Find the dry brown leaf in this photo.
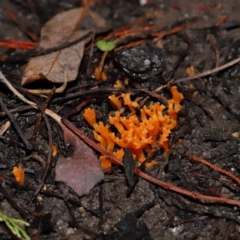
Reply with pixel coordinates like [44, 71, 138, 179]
[55, 126, 104, 196]
[21, 7, 107, 85]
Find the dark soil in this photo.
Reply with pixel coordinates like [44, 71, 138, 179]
[0, 0, 240, 239]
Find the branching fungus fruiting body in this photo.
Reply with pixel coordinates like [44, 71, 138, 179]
[83, 86, 183, 169]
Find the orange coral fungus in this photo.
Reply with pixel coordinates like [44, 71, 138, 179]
[113, 80, 124, 88]
[52, 144, 58, 157]
[122, 93, 139, 111]
[83, 86, 183, 169]
[109, 92, 138, 111]
[109, 94, 123, 110]
[94, 68, 107, 81]
[83, 108, 96, 126]
[100, 149, 124, 169]
[12, 166, 25, 185]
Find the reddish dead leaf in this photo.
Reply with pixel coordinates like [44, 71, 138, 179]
[22, 7, 107, 85]
[55, 125, 104, 196]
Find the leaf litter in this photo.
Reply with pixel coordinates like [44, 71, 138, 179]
[21, 7, 107, 85]
[1, 67, 104, 197]
[2, 1, 240, 238]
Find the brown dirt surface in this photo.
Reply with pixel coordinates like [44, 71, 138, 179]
[0, 0, 240, 239]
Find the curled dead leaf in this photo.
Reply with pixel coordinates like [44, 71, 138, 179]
[22, 7, 108, 85]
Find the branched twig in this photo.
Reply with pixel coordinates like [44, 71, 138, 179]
[0, 71, 61, 125]
[29, 91, 54, 203]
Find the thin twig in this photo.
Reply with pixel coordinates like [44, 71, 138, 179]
[0, 135, 25, 148]
[0, 71, 61, 125]
[52, 88, 141, 103]
[0, 105, 34, 118]
[173, 56, 240, 84]
[30, 108, 53, 203]
[64, 99, 91, 118]
[0, 97, 32, 149]
[208, 34, 220, 68]
[0, 184, 27, 218]
[185, 152, 240, 186]
[31, 87, 55, 140]
[24, 89, 55, 203]
[87, 31, 96, 75]
[1, 31, 93, 63]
